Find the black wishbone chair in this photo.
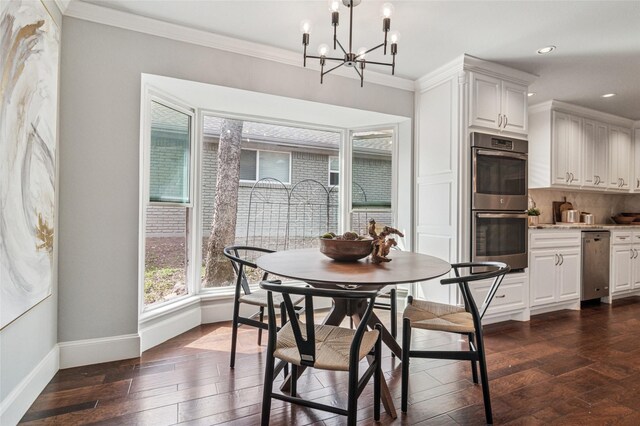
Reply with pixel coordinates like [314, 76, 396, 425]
[260, 281, 383, 426]
[223, 246, 304, 368]
[401, 261, 510, 425]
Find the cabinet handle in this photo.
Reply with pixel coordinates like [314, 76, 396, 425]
[619, 178, 623, 187]
[631, 249, 635, 259]
[504, 115, 508, 128]
[571, 172, 575, 182]
[559, 254, 564, 265]
[498, 114, 503, 128]
[635, 249, 638, 259]
[566, 172, 570, 183]
[637, 178, 639, 189]
[595, 175, 600, 185]
[622, 178, 626, 187]
[554, 254, 559, 265]
[495, 294, 506, 299]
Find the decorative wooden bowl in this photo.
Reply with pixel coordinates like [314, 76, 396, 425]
[319, 238, 373, 262]
[612, 216, 636, 225]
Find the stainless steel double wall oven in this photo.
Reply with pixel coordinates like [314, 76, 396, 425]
[471, 132, 528, 271]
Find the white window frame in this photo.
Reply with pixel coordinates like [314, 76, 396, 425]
[139, 86, 199, 317]
[146, 95, 197, 208]
[239, 148, 292, 185]
[328, 155, 340, 186]
[345, 125, 398, 228]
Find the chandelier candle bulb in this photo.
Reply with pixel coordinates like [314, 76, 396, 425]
[300, 0, 399, 86]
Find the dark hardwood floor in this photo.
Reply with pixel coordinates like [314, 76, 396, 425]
[20, 297, 640, 425]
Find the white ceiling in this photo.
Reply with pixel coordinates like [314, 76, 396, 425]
[81, 0, 640, 120]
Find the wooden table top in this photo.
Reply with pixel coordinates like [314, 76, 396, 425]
[256, 248, 451, 286]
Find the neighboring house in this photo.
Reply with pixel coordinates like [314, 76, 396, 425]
[146, 117, 393, 241]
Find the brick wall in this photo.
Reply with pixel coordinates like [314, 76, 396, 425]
[147, 141, 392, 239]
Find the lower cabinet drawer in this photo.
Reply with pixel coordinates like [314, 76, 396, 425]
[469, 279, 526, 314]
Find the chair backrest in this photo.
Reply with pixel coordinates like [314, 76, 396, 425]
[223, 245, 275, 296]
[440, 262, 510, 321]
[260, 281, 380, 368]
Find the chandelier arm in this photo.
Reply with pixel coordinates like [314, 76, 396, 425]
[357, 59, 394, 67]
[335, 38, 348, 55]
[353, 65, 363, 79]
[306, 55, 344, 62]
[322, 61, 346, 76]
[362, 43, 385, 56]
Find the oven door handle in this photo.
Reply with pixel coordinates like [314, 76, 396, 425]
[475, 149, 528, 161]
[476, 213, 528, 219]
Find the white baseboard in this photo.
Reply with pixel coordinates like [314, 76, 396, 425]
[58, 334, 140, 369]
[140, 306, 201, 352]
[0, 345, 59, 426]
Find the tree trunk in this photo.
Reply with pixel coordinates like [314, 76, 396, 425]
[203, 119, 243, 287]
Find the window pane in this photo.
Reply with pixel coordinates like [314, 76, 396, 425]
[352, 132, 392, 209]
[329, 156, 340, 171]
[144, 206, 189, 308]
[330, 172, 339, 186]
[259, 151, 290, 183]
[149, 101, 191, 203]
[240, 150, 257, 181]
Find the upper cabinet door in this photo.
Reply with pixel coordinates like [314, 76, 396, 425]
[582, 119, 597, 187]
[552, 112, 571, 185]
[609, 126, 633, 190]
[469, 73, 501, 130]
[502, 81, 528, 134]
[594, 122, 609, 189]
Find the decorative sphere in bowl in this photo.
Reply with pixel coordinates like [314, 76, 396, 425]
[319, 237, 373, 262]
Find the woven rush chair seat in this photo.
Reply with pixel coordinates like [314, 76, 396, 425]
[275, 322, 379, 371]
[403, 299, 475, 333]
[401, 261, 510, 425]
[239, 289, 305, 308]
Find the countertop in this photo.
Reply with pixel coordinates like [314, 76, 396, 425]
[529, 223, 640, 230]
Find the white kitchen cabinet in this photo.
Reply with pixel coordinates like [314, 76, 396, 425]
[468, 272, 528, 319]
[528, 100, 634, 192]
[529, 249, 558, 306]
[551, 112, 582, 186]
[529, 230, 581, 310]
[469, 73, 528, 135]
[608, 126, 632, 190]
[582, 120, 609, 188]
[609, 231, 640, 296]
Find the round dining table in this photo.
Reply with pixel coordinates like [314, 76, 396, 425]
[256, 248, 451, 419]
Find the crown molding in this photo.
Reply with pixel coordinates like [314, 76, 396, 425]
[529, 100, 635, 128]
[416, 54, 537, 92]
[63, 1, 415, 92]
[53, 0, 70, 15]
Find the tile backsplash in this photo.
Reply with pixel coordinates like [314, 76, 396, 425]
[528, 189, 632, 224]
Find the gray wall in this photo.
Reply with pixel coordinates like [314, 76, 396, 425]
[58, 17, 413, 342]
[0, 0, 61, 408]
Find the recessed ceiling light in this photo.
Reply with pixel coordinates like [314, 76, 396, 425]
[527, 92, 536, 97]
[601, 93, 616, 98]
[537, 45, 556, 54]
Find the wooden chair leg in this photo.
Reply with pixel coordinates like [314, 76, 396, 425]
[475, 328, 493, 425]
[390, 288, 397, 339]
[260, 345, 275, 426]
[280, 303, 289, 379]
[290, 365, 298, 397]
[374, 326, 382, 421]
[257, 307, 264, 346]
[347, 363, 359, 426]
[230, 300, 241, 368]
[469, 332, 479, 384]
[401, 317, 411, 413]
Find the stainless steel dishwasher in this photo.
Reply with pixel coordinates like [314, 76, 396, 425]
[581, 231, 610, 301]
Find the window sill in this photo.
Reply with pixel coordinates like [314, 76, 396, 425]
[139, 295, 201, 325]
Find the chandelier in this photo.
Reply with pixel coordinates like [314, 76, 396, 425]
[300, 0, 400, 87]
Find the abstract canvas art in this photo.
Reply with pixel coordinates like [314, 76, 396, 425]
[1, 0, 59, 328]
